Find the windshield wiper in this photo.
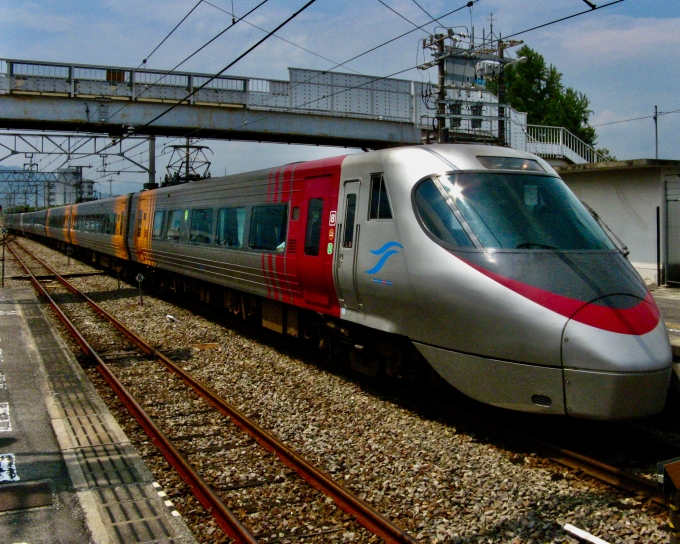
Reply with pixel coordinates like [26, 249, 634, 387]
[581, 200, 630, 258]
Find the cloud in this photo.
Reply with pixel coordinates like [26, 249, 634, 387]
[540, 15, 680, 66]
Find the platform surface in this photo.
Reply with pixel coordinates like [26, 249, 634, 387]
[0, 287, 196, 544]
[650, 287, 680, 387]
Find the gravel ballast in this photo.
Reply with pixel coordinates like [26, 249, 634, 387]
[11, 237, 672, 543]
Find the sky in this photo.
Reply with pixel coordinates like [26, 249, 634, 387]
[0, 0, 678, 196]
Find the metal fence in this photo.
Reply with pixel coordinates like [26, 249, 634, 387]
[666, 176, 680, 284]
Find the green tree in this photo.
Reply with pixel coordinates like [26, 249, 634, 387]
[489, 45, 597, 147]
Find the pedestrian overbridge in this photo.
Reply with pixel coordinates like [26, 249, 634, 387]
[0, 58, 603, 162]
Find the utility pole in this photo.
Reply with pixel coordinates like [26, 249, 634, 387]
[654, 105, 658, 160]
[436, 34, 448, 144]
[148, 135, 156, 187]
[185, 137, 191, 181]
[497, 37, 506, 145]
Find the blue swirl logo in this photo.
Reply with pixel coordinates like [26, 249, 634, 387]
[365, 241, 404, 274]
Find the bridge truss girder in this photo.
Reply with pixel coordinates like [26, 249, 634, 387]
[0, 95, 420, 149]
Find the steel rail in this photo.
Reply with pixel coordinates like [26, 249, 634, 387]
[12, 240, 418, 544]
[7, 242, 259, 544]
[439, 404, 667, 506]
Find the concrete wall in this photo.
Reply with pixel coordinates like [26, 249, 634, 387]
[557, 161, 680, 287]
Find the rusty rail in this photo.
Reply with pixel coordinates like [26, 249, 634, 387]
[11, 240, 418, 544]
[437, 403, 667, 507]
[8, 242, 258, 543]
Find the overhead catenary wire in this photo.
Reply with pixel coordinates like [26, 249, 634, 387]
[102, 0, 272, 124]
[502, 0, 625, 40]
[409, 0, 438, 22]
[189, 0, 625, 144]
[592, 108, 680, 127]
[70, 0, 319, 168]
[132, 0, 321, 133]
[87, 0, 208, 127]
[62, 0, 626, 188]
[156, 0, 480, 152]
[202, 0, 364, 75]
[376, 0, 430, 35]
[143, 0, 205, 66]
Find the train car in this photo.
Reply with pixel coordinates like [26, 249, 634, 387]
[4, 212, 22, 233]
[45, 204, 76, 247]
[8, 144, 673, 420]
[66, 197, 130, 262]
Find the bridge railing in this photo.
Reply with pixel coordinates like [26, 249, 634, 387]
[525, 125, 606, 164]
[1, 58, 606, 162]
[0, 58, 413, 122]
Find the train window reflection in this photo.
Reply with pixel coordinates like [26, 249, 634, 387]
[165, 210, 185, 242]
[217, 207, 245, 248]
[249, 205, 288, 252]
[304, 199, 324, 255]
[369, 174, 393, 219]
[414, 179, 473, 248]
[342, 194, 357, 248]
[190, 208, 214, 244]
[441, 173, 615, 250]
[152, 211, 164, 240]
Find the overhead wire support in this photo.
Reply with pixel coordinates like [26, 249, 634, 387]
[191, 0, 627, 146]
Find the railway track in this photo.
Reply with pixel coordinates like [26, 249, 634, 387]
[8, 239, 418, 544]
[428, 399, 672, 507]
[8, 236, 675, 542]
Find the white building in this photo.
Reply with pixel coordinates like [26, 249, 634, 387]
[557, 159, 680, 287]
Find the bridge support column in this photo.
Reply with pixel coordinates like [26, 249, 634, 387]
[147, 135, 156, 189]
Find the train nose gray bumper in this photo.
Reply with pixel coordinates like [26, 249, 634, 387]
[561, 295, 672, 419]
[562, 366, 671, 420]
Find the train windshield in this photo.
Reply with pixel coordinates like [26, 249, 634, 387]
[427, 173, 616, 250]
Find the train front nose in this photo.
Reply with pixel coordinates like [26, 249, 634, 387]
[561, 294, 672, 419]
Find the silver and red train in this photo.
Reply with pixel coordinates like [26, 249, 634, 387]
[6, 144, 673, 419]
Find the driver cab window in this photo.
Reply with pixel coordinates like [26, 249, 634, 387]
[369, 174, 393, 219]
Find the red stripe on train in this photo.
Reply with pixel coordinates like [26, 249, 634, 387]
[459, 257, 659, 335]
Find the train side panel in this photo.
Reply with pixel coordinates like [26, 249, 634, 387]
[133, 157, 344, 317]
[69, 199, 126, 259]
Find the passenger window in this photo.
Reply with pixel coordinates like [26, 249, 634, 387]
[190, 208, 214, 244]
[342, 194, 357, 248]
[369, 174, 393, 220]
[249, 205, 288, 252]
[165, 210, 185, 242]
[152, 211, 165, 240]
[304, 199, 324, 256]
[216, 207, 245, 248]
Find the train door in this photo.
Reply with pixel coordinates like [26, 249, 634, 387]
[336, 180, 362, 310]
[66, 205, 76, 245]
[133, 191, 156, 266]
[297, 176, 332, 308]
[112, 195, 129, 260]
